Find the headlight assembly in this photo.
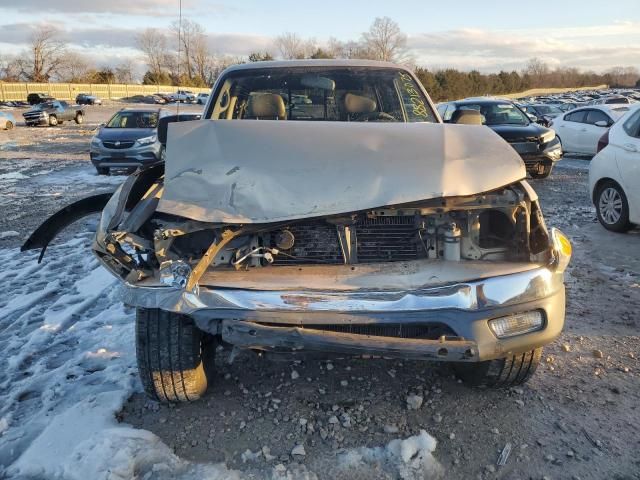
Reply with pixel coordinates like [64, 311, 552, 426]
[136, 135, 157, 146]
[541, 130, 556, 144]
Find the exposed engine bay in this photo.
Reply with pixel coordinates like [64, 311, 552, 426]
[93, 164, 550, 290]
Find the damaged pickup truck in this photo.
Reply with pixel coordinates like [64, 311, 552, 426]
[23, 60, 572, 403]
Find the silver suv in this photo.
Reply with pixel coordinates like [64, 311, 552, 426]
[90, 108, 168, 174]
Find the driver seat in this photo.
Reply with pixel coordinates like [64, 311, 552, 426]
[344, 93, 377, 121]
[245, 93, 286, 120]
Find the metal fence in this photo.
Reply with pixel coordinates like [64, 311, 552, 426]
[0, 83, 211, 102]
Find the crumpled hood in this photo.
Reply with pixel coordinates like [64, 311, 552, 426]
[158, 121, 526, 224]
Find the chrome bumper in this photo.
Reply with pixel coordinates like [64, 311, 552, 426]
[122, 266, 566, 361]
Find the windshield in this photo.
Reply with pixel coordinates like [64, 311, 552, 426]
[458, 103, 529, 126]
[106, 111, 159, 128]
[33, 102, 55, 111]
[209, 67, 437, 123]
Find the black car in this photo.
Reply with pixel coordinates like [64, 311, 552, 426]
[76, 93, 102, 105]
[27, 93, 55, 105]
[438, 99, 562, 178]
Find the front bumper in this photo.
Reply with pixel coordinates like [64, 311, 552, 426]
[122, 264, 566, 362]
[23, 115, 48, 126]
[90, 142, 162, 169]
[518, 139, 563, 170]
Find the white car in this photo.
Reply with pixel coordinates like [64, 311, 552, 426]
[588, 104, 640, 232]
[551, 105, 629, 155]
[195, 93, 209, 105]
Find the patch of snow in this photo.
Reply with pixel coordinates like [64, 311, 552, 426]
[0, 233, 239, 479]
[0, 231, 19, 239]
[30, 165, 124, 187]
[0, 171, 29, 182]
[337, 430, 443, 480]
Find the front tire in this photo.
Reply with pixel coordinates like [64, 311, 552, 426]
[75, 112, 84, 124]
[135, 308, 214, 403]
[454, 348, 542, 387]
[595, 180, 632, 232]
[48, 115, 58, 126]
[5, 121, 13, 130]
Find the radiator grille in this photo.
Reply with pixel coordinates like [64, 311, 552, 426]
[103, 140, 136, 149]
[271, 221, 343, 265]
[356, 215, 419, 262]
[271, 216, 419, 265]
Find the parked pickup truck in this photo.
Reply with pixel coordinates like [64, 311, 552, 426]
[167, 90, 196, 103]
[23, 100, 85, 126]
[23, 60, 572, 403]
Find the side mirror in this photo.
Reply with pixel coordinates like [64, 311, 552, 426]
[527, 113, 538, 122]
[594, 120, 608, 127]
[157, 113, 202, 146]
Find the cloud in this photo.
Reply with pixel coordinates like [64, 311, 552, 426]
[2, 0, 199, 16]
[0, 22, 273, 61]
[408, 23, 640, 72]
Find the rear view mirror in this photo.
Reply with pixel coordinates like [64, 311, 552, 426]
[301, 75, 335, 91]
[594, 120, 608, 127]
[157, 114, 202, 145]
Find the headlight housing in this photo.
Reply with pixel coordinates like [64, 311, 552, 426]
[541, 130, 556, 144]
[550, 228, 572, 273]
[136, 134, 157, 146]
[91, 136, 102, 147]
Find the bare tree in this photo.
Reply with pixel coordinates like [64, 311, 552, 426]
[137, 28, 169, 85]
[171, 19, 203, 80]
[115, 60, 135, 83]
[0, 54, 21, 81]
[190, 25, 212, 84]
[57, 51, 92, 82]
[275, 32, 315, 59]
[606, 66, 640, 87]
[523, 57, 551, 86]
[21, 25, 68, 82]
[361, 17, 407, 62]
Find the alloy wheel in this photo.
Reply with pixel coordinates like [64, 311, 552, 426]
[598, 187, 623, 225]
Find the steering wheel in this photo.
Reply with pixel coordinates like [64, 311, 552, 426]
[356, 111, 398, 122]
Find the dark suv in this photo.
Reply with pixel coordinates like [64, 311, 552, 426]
[27, 93, 55, 105]
[438, 99, 562, 178]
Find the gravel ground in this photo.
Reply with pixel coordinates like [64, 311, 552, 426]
[1, 119, 639, 479]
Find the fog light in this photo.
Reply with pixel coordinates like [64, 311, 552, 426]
[488, 311, 544, 338]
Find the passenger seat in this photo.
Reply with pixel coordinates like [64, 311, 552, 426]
[245, 93, 287, 120]
[344, 93, 377, 120]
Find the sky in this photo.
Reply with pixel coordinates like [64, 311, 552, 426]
[0, 0, 639, 74]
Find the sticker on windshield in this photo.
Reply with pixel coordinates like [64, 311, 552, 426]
[397, 72, 429, 119]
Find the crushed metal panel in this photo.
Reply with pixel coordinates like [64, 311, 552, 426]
[158, 121, 526, 224]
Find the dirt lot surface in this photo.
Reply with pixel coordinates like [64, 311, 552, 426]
[0, 116, 638, 479]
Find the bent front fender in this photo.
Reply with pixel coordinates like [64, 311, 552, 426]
[21, 193, 114, 262]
